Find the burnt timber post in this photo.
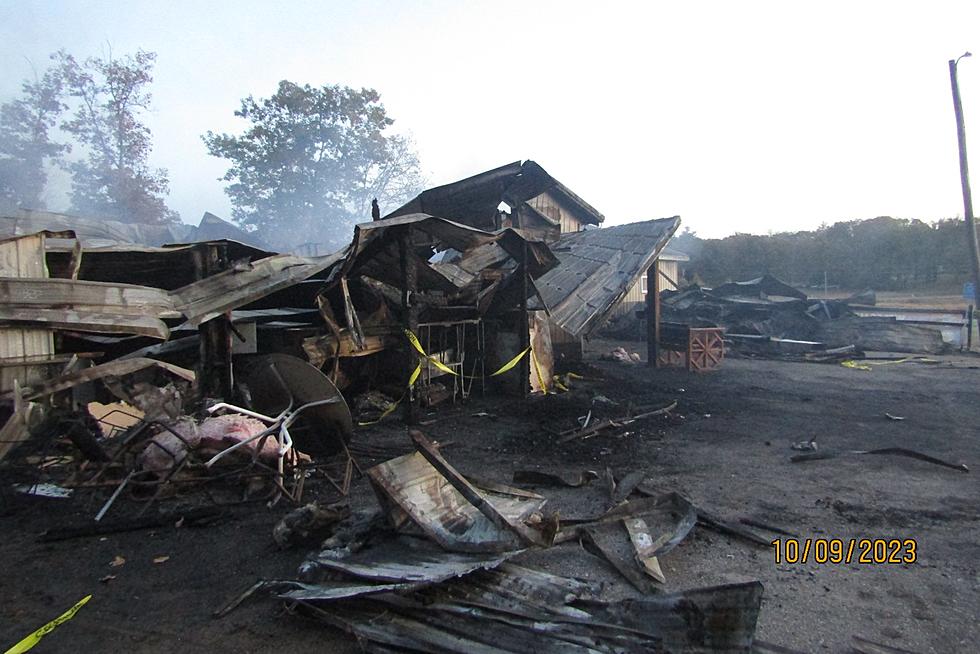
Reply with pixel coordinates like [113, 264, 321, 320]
[949, 54, 980, 318]
[400, 226, 419, 424]
[195, 242, 233, 400]
[519, 241, 530, 398]
[646, 260, 661, 367]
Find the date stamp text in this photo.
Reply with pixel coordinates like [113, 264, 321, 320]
[771, 538, 917, 565]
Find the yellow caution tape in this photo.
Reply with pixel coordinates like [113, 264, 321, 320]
[489, 347, 530, 377]
[404, 330, 458, 376]
[408, 362, 422, 386]
[530, 347, 549, 393]
[842, 357, 913, 371]
[404, 329, 427, 356]
[357, 331, 452, 426]
[359, 336, 561, 427]
[5, 595, 91, 654]
[483, 344, 549, 392]
[357, 395, 403, 426]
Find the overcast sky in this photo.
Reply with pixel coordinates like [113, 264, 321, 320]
[2, 1, 979, 238]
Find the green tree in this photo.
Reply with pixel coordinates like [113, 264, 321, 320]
[55, 49, 178, 224]
[203, 80, 424, 250]
[0, 67, 67, 213]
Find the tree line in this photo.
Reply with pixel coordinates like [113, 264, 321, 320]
[674, 216, 976, 292]
[0, 48, 423, 249]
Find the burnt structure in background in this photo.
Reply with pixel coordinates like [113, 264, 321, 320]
[387, 159, 604, 242]
[0, 160, 688, 526]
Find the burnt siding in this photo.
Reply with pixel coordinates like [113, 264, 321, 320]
[607, 259, 680, 321]
[527, 191, 586, 234]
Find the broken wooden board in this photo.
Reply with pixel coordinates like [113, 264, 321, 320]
[790, 447, 969, 473]
[559, 492, 697, 552]
[557, 401, 677, 443]
[570, 493, 698, 592]
[0, 276, 178, 339]
[624, 517, 667, 583]
[367, 448, 547, 553]
[0, 307, 171, 339]
[171, 252, 343, 327]
[694, 507, 771, 548]
[582, 523, 657, 593]
[0, 277, 177, 315]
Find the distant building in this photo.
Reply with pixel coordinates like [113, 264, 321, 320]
[606, 245, 690, 323]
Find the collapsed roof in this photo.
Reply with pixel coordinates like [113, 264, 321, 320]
[0, 211, 557, 350]
[337, 213, 555, 290]
[0, 209, 269, 250]
[536, 217, 681, 337]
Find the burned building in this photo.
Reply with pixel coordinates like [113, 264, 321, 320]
[387, 160, 604, 242]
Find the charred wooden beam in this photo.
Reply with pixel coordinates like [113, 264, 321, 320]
[400, 226, 419, 424]
[646, 263, 661, 367]
[195, 242, 233, 400]
[519, 241, 530, 398]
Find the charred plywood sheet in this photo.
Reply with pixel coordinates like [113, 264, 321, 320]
[535, 217, 681, 337]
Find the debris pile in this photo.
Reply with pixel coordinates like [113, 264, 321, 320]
[250, 430, 768, 653]
[603, 274, 952, 356]
[0, 203, 567, 518]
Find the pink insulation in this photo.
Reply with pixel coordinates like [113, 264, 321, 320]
[139, 414, 278, 475]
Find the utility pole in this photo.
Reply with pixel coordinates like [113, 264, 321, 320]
[949, 52, 980, 314]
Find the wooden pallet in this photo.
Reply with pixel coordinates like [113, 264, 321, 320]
[658, 325, 725, 372]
